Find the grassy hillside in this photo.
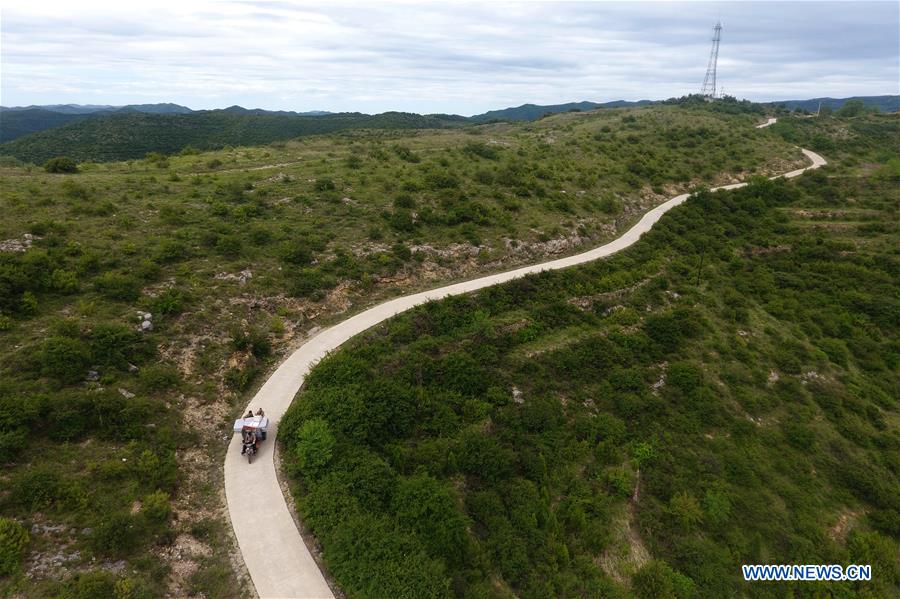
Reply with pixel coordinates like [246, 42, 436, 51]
[0, 110, 466, 163]
[279, 113, 899, 597]
[0, 105, 811, 596]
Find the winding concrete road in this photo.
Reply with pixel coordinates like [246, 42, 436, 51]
[224, 128, 825, 598]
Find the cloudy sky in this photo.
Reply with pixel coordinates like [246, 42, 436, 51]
[1, 0, 897, 115]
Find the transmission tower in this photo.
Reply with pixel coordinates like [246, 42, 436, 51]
[700, 22, 722, 98]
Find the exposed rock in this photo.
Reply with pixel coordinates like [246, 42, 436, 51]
[119, 388, 136, 399]
[511, 386, 524, 405]
[86, 370, 100, 382]
[0, 233, 39, 252]
[215, 269, 253, 285]
[31, 523, 67, 535]
[102, 560, 127, 574]
[651, 363, 668, 393]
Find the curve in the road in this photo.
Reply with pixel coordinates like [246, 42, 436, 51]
[225, 133, 825, 599]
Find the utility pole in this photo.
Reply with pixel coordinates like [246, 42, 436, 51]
[700, 22, 722, 99]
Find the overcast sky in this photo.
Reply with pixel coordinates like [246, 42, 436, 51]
[1, 0, 897, 115]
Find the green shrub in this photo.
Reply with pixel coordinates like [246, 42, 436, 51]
[288, 268, 336, 298]
[44, 156, 78, 173]
[392, 243, 412, 262]
[462, 142, 499, 160]
[295, 418, 335, 478]
[154, 239, 190, 263]
[135, 449, 178, 492]
[669, 491, 704, 531]
[215, 234, 243, 258]
[141, 490, 171, 524]
[392, 145, 421, 163]
[0, 517, 29, 576]
[50, 269, 79, 294]
[598, 195, 621, 214]
[224, 365, 259, 391]
[148, 288, 190, 316]
[393, 474, 470, 565]
[279, 239, 314, 265]
[40, 336, 91, 383]
[57, 571, 118, 599]
[16, 466, 65, 510]
[138, 364, 181, 392]
[388, 209, 416, 233]
[0, 428, 27, 462]
[94, 272, 142, 301]
[89, 323, 147, 369]
[61, 179, 90, 200]
[633, 560, 695, 599]
[314, 178, 336, 192]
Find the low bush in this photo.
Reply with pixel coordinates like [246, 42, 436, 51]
[0, 517, 29, 576]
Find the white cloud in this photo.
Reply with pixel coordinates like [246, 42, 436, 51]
[1, 1, 897, 114]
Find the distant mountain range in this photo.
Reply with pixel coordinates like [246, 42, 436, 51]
[0, 99, 647, 154]
[1, 95, 896, 163]
[0, 103, 332, 143]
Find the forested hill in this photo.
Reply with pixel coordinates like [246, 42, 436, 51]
[772, 95, 899, 113]
[0, 110, 465, 163]
[279, 114, 899, 597]
[0, 109, 94, 143]
[0, 103, 195, 142]
[469, 100, 653, 123]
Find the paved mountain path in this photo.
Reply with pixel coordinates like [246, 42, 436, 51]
[225, 123, 825, 598]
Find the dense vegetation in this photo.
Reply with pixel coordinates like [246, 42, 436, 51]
[0, 104, 195, 143]
[468, 100, 653, 123]
[0, 105, 802, 596]
[0, 110, 467, 163]
[772, 95, 899, 114]
[280, 113, 899, 597]
[0, 109, 92, 143]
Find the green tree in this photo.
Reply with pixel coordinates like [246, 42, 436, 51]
[836, 99, 866, 117]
